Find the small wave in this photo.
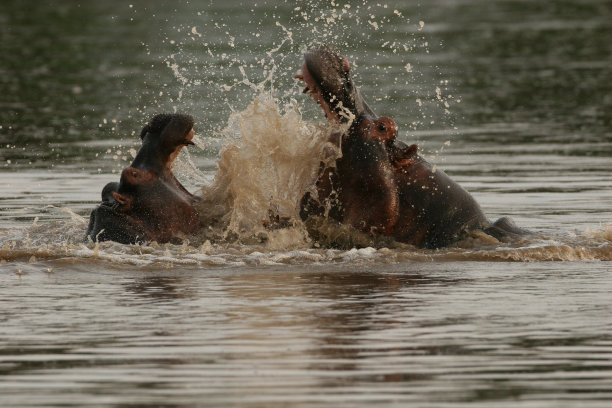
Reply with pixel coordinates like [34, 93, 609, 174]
[1, 221, 611, 268]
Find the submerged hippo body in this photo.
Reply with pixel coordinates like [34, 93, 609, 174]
[86, 113, 201, 244]
[297, 48, 524, 248]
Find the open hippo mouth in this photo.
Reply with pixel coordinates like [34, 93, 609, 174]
[133, 113, 195, 176]
[295, 47, 375, 123]
[86, 113, 201, 244]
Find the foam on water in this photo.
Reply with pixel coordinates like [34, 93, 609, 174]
[1, 218, 611, 269]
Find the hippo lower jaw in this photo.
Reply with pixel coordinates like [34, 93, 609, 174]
[86, 177, 201, 245]
[86, 202, 147, 244]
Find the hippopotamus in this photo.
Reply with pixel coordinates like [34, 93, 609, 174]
[296, 47, 525, 248]
[86, 113, 201, 244]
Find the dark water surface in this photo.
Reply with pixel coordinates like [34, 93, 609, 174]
[1, 0, 611, 407]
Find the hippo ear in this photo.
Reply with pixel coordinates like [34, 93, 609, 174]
[112, 192, 134, 212]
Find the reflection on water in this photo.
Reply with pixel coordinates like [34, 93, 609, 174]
[2, 263, 612, 406]
[1, 0, 611, 406]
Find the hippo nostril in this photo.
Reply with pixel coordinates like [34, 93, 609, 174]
[378, 123, 387, 132]
[131, 170, 139, 178]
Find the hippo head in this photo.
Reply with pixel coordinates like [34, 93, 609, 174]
[297, 51, 417, 239]
[296, 47, 376, 123]
[86, 113, 200, 244]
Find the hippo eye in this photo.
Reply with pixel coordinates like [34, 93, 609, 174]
[377, 122, 387, 132]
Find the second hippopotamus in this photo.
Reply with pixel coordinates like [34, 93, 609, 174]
[297, 47, 525, 248]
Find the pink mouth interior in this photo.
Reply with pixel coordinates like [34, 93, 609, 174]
[298, 62, 336, 121]
[167, 129, 195, 168]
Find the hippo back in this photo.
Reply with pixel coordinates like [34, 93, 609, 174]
[393, 154, 488, 248]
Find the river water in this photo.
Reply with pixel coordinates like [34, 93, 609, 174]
[1, 0, 611, 406]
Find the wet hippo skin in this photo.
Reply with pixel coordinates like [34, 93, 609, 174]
[86, 113, 201, 244]
[297, 48, 526, 248]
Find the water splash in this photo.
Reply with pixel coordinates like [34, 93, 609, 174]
[196, 89, 332, 249]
